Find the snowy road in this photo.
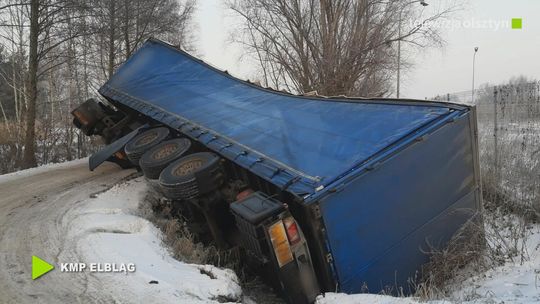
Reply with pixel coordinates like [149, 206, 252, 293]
[0, 160, 241, 304]
[0, 160, 135, 303]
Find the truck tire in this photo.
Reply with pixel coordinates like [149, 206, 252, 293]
[159, 152, 224, 200]
[124, 127, 170, 166]
[139, 138, 192, 180]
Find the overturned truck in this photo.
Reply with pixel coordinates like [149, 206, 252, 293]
[72, 38, 482, 303]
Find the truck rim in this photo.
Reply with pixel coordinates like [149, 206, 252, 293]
[152, 143, 178, 160]
[135, 131, 159, 146]
[173, 158, 204, 176]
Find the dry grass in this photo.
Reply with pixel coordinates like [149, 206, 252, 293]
[413, 213, 486, 299]
[138, 187, 213, 264]
[138, 186, 242, 272]
[413, 206, 533, 301]
[477, 94, 540, 222]
[413, 84, 540, 299]
[0, 122, 22, 173]
[413, 119, 538, 300]
[0, 118, 103, 174]
[138, 185, 287, 303]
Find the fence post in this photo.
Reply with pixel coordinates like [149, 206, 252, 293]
[493, 86, 499, 185]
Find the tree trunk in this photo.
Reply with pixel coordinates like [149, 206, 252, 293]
[22, 0, 39, 168]
[65, 14, 75, 161]
[108, 0, 116, 79]
[80, 17, 90, 158]
[124, 0, 131, 60]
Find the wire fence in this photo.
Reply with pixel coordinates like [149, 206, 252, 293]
[435, 81, 540, 218]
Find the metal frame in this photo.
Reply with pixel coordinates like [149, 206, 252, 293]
[468, 106, 483, 211]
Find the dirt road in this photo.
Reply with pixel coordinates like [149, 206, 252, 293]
[0, 161, 134, 304]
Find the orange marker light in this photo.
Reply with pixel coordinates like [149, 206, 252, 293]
[268, 221, 294, 267]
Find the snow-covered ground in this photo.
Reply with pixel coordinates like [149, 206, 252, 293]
[316, 294, 447, 304]
[447, 219, 540, 304]
[317, 223, 540, 304]
[0, 157, 88, 183]
[66, 177, 242, 303]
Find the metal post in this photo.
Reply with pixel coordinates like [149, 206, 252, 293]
[396, 1, 429, 99]
[493, 86, 499, 185]
[472, 47, 479, 103]
[397, 11, 401, 98]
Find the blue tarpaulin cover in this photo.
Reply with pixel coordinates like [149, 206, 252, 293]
[99, 39, 459, 196]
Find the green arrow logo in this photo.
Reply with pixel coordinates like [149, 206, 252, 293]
[32, 255, 54, 280]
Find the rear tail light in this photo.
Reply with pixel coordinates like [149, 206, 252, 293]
[283, 217, 301, 245]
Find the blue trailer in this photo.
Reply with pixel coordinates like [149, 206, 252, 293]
[72, 38, 482, 303]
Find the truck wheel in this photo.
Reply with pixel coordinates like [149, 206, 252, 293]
[159, 152, 224, 200]
[124, 127, 170, 166]
[139, 138, 192, 180]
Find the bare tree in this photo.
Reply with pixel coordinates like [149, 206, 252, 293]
[229, 0, 458, 97]
[120, 0, 196, 59]
[23, 0, 91, 167]
[0, 0, 89, 167]
[87, 0, 196, 82]
[0, 0, 197, 171]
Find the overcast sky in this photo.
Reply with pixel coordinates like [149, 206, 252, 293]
[193, 0, 540, 99]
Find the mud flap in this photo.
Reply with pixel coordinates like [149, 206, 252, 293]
[89, 125, 148, 171]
